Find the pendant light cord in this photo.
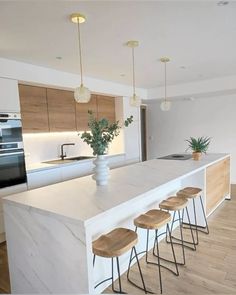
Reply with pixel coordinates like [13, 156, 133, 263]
[77, 20, 83, 86]
[164, 61, 167, 103]
[132, 47, 136, 96]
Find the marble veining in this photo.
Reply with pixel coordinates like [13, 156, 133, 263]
[4, 203, 89, 293]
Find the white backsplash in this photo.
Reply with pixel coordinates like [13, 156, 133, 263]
[23, 131, 124, 165]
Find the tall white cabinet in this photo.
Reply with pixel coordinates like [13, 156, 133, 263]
[0, 77, 20, 112]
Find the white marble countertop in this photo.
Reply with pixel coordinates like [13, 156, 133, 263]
[26, 153, 125, 173]
[4, 153, 229, 226]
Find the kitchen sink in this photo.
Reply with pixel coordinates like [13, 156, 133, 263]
[43, 156, 94, 165]
[67, 156, 94, 161]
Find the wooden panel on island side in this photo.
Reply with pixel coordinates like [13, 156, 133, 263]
[19, 84, 49, 133]
[76, 94, 98, 131]
[47, 88, 76, 132]
[97, 95, 116, 123]
[206, 157, 230, 215]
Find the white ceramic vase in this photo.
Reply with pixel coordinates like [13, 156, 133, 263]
[92, 155, 109, 186]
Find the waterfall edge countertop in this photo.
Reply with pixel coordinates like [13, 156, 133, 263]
[3, 153, 230, 226]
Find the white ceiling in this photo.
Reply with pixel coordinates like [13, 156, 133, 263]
[0, 0, 236, 88]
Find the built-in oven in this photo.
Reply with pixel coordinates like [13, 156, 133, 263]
[0, 113, 23, 143]
[0, 143, 27, 189]
[0, 113, 27, 189]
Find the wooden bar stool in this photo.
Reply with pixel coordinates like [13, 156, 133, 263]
[128, 209, 179, 294]
[93, 227, 147, 294]
[159, 196, 196, 265]
[177, 187, 209, 245]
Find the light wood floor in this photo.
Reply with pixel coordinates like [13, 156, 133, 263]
[0, 194, 235, 294]
[0, 242, 10, 293]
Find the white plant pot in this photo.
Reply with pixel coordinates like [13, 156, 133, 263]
[92, 155, 109, 186]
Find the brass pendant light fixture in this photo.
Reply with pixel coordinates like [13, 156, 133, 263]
[71, 13, 91, 103]
[126, 40, 141, 107]
[160, 57, 171, 111]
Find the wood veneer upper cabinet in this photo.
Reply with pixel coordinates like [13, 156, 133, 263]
[47, 88, 76, 132]
[19, 84, 49, 133]
[97, 95, 116, 123]
[206, 157, 230, 215]
[76, 94, 97, 131]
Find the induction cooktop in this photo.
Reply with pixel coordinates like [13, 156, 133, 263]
[158, 154, 192, 160]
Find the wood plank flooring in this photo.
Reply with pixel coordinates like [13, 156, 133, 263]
[0, 243, 10, 293]
[0, 192, 235, 294]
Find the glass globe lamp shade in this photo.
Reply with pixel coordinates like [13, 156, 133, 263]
[74, 84, 91, 103]
[160, 100, 171, 111]
[130, 94, 141, 107]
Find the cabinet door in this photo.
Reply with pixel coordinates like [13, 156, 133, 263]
[222, 157, 230, 197]
[76, 94, 97, 131]
[0, 78, 20, 112]
[19, 84, 49, 133]
[47, 88, 76, 132]
[206, 157, 230, 215]
[27, 168, 62, 190]
[97, 95, 116, 123]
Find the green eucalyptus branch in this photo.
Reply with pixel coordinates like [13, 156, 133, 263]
[80, 110, 133, 156]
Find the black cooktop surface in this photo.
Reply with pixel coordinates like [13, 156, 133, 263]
[158, 154, 192, 160]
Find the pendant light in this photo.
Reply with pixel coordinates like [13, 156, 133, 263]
[71, 13, 91, 103]
[160, 57, 171, 111]
[126, 40, 141, 107]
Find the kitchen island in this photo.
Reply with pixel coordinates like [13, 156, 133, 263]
[3, 153, 230, 294]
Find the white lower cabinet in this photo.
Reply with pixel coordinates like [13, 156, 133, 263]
[61, 161, 94, 181]
[27, 168, 62, 190]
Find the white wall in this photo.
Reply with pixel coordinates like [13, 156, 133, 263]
[0, 58, 147, 98]
[147, 75, 236, 100]
[123, 97, 141, 163]
[147, 94, 236, 183]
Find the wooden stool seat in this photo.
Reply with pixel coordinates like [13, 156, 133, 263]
[177, 187, 202, 198]
[134, 209, 171, 230]
[159, 196, 188, 211]
[92, 228, 138, 258]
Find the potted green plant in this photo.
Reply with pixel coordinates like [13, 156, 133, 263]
[186, 136, 211, 161]
[80, 110, 133, 185]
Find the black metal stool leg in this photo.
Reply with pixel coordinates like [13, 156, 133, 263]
[94, 257, 113, 290]
[169, 206, 197, 251]
[155, 229, 163, 294]
[178, 210, 186, 265]
[111, 257, 115, 292]
[167, 223, 179, 276]
[127, 245, 153, 294]
[185, 207, 197, 250]
[133, 246, 148, 293]
[199, 195, 210, 234]
[146, 229, 150, 263]
[166, 211, 176, 243]
[192, 198, 199, 245]
[116, 257, 123, 293]
[93, 254, 96, 267]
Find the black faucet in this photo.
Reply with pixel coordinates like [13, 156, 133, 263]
[60, 143, 75, 160]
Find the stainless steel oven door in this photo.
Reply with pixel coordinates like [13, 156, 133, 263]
[0, 115, 23, 143]
[0, 149, 27, 189]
